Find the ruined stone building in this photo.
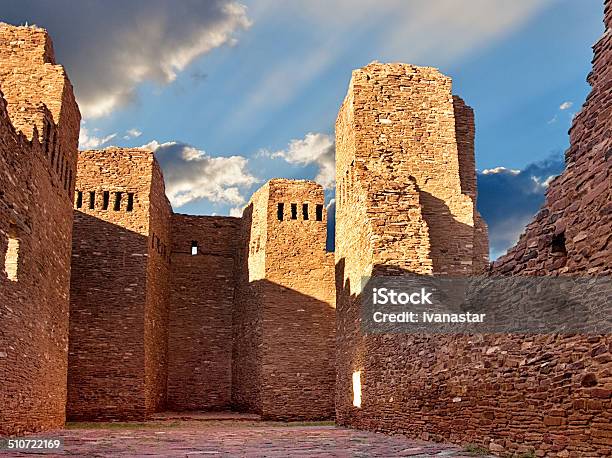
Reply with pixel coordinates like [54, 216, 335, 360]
[0, 24, 80, 434]
[335, 3, 611, 457]
[1, 1, 611, 455]
[69, 156, 335, 422]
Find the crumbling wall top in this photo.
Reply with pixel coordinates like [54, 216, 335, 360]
[0, 22, 56, 64]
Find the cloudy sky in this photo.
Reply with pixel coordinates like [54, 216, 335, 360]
[1, 0, 605, 258]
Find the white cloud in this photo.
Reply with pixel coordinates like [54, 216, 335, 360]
[123, 128, 142, 140]
[481, 166, 520, 175]
[531, 174, 556, 189]
[559, 101, 573, 110]
[79, 126, 117, 149]
[3, 1, 251, 118]
[229, 206, 244, 217]
[143, 140, 257, 208]
[477, 155, 565, 259]
[267, 132, 335, 189]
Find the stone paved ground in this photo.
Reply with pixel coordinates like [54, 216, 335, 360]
[3, 420, 493, 457]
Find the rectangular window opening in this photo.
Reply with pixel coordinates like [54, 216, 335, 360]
[191, 241, 198, 256]
[89, 191, 96, 209]
[302, 203, 309, 220]
[102, 191, 110, 210]
[277, 203, 284, 221]
[4, 235, 20, 282]
[551, 232, 567, 255]
[126, 193, 134, 212]
[316, 204, 323, 221]
[290, 203, 297, 220]
[113, 192, 122, 211]
[352, 371, 362, 408]
[76, 191, 83, 209]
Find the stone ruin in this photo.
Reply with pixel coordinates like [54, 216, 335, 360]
[0, 1, 610, 455]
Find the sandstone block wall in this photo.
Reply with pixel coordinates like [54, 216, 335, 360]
[168, 214, 241, 411]
[335, 63, 487, 429]
[68, 156, 335, 421]
[233, 180, 336, 420]
[68, 148, 171, 421]
[231, 186, 267, 414]
[453, 96, 489, 272]
[334, 2, 610, 455]
[0, 24, 79, 435]
[144, 160, 172, 413]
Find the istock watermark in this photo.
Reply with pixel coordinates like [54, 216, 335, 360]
[361, 275, 611, 334]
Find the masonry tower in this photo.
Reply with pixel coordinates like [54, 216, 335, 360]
[0, 23, 80, 435]
[68, 148, 172, 421]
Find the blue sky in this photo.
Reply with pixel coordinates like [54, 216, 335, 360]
[1, 0, 606, 258]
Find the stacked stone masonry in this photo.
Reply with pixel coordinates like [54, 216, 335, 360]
[0, 23, 80, 435]
[68, 148, 172, 421]
[334, 2, 611, 457]
[168, 214, 240, 411]
[231, 180, 336, 421]
[0, 5, 610, 457]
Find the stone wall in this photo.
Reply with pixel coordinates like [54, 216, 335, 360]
[233, 180, 336, 420]
[453, 96, 489, 272]
[260, 180, 336, 420]
[231, 187, 267, 414]
[144, 161, 172, 413]
[168, 214, 240, 411]
[334, 2, 610, 454]
[68, 148, 171, 421]
[334, 62, 487, 433]
[0, 24, 79, 435]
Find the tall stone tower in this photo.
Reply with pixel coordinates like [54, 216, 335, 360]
[232, 179, 336, 420]
[334, 63, 488, 426]
[68, 148, 172, 421]
[0, 24, 80, 435]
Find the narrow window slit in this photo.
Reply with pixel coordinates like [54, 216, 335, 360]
[191, 241, 198, 256]
[302, 203, 309, 220]
[316, 204, 323, 221]
[114, 192, 122, 211]
[89, 191, 96, 209]
[126, 193, 134, 212]
[4, 234, 19, 282]
[102, 191, 110, 210]
[291, 203, 297, 220]
[277, 203, 284, 221]
[76, 191, 83, 209]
